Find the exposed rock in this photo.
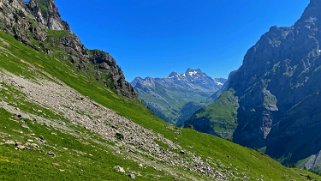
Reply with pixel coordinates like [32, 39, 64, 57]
[47, 150, 56, 157]
[90, 50, 136, 98]
[4, 140, 15, 145]
[115, 132, 124, 141]
[21, 124, 29, 129]
[191, 0, 321, 174]
[28, 143, 40, 150]
[0, 0, 135, 98]
[15, 142, 26, 150]
[128, 173, 136, 179]
[114, 165, 125, 174]
[27, 0, 70, 31]
[16, 145, 26, 150]
[0, 72, 227, 180]
[298, 150, 321, 172]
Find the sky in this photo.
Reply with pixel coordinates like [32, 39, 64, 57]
[55, 0, 309, 81]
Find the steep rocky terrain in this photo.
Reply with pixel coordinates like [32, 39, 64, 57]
[188, 0, 321, 174]
[0, 0, 135, 98]
[132, 69, 226, 125]
[0, 0, 320, 180]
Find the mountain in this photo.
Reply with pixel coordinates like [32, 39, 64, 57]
[131, 69, 226, 125]
[0, 0, 135, 98]
[187, 0, 321, 174]
[0, 0, 320, 180]
[185, 89, 239, 139]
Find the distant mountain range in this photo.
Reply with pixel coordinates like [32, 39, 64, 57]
[186, 0, 321, 174]
[131, 69, 226, 125]
[1, 0, 321, 180]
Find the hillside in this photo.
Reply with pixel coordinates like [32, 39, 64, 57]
[188, 0, 321, 174]
[0, 0, 135, 98]
[0, 0, 320, 180]
[184, 90, 239, 139]
[132, 69, 226, 125]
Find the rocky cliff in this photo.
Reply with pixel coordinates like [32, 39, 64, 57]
[0, 0, 135, 98]
[0, 0, 320, 180]
[188, 0, 321, 173]
[230, 0, 321, 150]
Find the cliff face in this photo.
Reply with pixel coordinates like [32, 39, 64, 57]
[0, 0, 135, 98]
[188, 0, 321, 172]
[229, 0, 321, 169]
[28, 0, 70, 31]
[229, 0, 321, 148]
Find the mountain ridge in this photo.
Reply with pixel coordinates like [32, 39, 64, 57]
[189, 0, 321, 174]
[0, 0, 320, 180]
[0, 0, 135, 98]
[132, 69, 226, 125]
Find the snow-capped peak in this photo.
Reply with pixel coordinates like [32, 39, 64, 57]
[188, 71, 198, 76]
[185, 68, 202, 77]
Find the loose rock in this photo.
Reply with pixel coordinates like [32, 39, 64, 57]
[47, 151, 56, 157]
[4, 140, 15, 145]
[114, 165, 125, 174]
[115, 132, 124, 140]
[128, 173, 136, 179]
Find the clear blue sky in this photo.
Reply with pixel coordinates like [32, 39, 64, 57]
[55, 0, 309, 81]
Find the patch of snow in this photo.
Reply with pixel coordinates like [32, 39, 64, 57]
[216, 82, 224, 86]
[188, 71, 198, 76]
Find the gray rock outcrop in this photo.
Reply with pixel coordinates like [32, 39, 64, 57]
[188, 0, 321, 174]
[0, 0, 135, 98]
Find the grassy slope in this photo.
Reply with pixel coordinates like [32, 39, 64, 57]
[0, 31, 320, 180]
[0, 108, 172, 181]
[0, 72, 173, 180]
[190, 90, 239, 139]
[137, 82, 211, 124]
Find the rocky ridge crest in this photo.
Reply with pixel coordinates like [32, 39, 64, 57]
[0, 0, 135, 98]
[190, 0, 321, 173]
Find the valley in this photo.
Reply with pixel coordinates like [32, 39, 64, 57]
[0, 0, 321, 180]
